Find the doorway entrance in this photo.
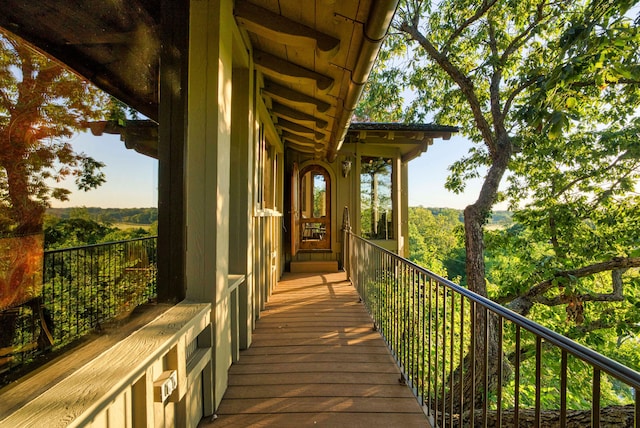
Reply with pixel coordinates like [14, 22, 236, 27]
[296, 165, 331, 251]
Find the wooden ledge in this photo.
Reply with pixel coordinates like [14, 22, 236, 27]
[228, 274, 246, 292]
[0, 301, 212, 428]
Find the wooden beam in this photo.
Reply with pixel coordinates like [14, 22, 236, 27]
[234, 1, 340, 57]
[281, 131, 317, 147]
[283, 140, 316, 154]
[401, 140, 431, 163]
[271, 102, 328, 129]
[254, 50, 333, 92]
[64, 32, 136, 45]
[262, 80, 331, 113]
[276, 118, 326, 142]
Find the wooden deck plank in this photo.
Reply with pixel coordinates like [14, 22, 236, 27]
[239, 344, 392, 355]
[204, 272, 429, 427]
[233, 352, 396, 364]
[201, 412, 430, 427]
[227, 372, 403, 386]
[228, 361, 400, 374]
[221, 384, 417, 399]
[217, 397, 424, 414]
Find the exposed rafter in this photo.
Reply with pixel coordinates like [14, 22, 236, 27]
[254, 50, 333, 91]
[234, 1, 340, 57]
[281, 131, 317, 148]
[283, 140, 316, 154]
[271, 102, 328, 129]
[262, 80, 331, 113]
[276, 118, 326, 141]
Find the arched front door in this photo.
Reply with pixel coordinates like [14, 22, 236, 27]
[297, 165, 331, 250]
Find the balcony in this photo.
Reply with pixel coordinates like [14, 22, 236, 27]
[1, 236, 639, 427]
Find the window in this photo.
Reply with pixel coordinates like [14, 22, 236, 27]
[360, 156, 393, 239]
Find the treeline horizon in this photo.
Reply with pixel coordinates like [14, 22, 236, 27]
[47, 207, 158, 225]
[411, 206, 512, 227]
[47, 206, 512, 227]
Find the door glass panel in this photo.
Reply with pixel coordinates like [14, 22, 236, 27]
[298, 166, 330, 250]
[313, 174, 326, 218]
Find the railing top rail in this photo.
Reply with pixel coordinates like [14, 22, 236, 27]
[348, 231, 640, 390]
[44, 236, 158, 255]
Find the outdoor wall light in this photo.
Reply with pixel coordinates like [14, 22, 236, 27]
[341, 158, 352, 177]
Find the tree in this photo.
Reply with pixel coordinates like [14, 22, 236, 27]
[358, 0, 640, 415]
[386, 0, 640, 301]
[407, 206, 464, 277]
[0, 30, 110, 236]
[0, 29, 114, 352]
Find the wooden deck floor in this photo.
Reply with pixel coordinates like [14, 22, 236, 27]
[201, 272, 430, 427]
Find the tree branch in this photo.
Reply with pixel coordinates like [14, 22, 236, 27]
[488, 18, 504, 139]
[502, 76, 540, 117]
[552, 151, 627, 198]
[503, 257, 640, 314]
[494, 2, 549, 122]
[569, 78, 640, 88]
[443, 0, 500, 54]
[398, 21, 497, 156]
[590, 163, 640, 208]
[500, 1, 549, 66]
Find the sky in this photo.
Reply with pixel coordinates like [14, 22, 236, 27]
[408, 135, 489, 210]
[52, 130, 494, 210]
[50, 132, 158, 209]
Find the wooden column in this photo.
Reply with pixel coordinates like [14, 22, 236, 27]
[157, 0, 189, 302]
[399, 159, 409, 258]
[186, 0, 234, 408]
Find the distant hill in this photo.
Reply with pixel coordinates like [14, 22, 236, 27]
[416, 207, 512, 227]
[47, 207, 158, 225]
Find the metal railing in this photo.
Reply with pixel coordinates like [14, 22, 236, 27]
[1, 237, 157, 378]
[344, 230, 640, 427]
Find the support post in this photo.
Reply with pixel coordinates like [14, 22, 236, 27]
[157, 0, 189, 302]
[342, 206, 351, 278]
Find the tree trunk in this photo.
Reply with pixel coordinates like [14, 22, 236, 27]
[5, 159, 44, 235]
[454, 137, 513, 410]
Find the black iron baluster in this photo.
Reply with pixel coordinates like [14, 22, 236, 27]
[459, 293, 465, 426]
[535, 336, 542, 428]
[592, 368, 601, 427]
[560, 349, 567, 426]
[514, 326, 521, 427]
[496, 315, 503, 428]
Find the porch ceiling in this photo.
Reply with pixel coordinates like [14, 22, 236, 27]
[237, 0, 399, 162]
[0, 0, 400, 163]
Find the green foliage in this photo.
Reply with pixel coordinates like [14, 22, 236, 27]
[44, 211, 155, 250]
[44, 216, 116, 249]
[408, 206, 464, 278]
[354, 61, 405, 122]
